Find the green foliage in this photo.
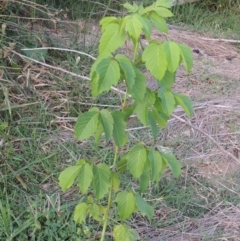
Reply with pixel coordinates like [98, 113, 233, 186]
[59, 0, 193, 240]
[113, 225, 139, 241]
[116, 191, 136, 220]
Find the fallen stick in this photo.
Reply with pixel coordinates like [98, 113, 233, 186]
[172, 114, 240, 165]
[201, 37, 240, 44]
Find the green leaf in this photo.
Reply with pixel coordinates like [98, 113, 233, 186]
[156, 0, 173, 8]
[130, 67, 146, 102]
[90, 53, 112, 79]
[111, 172, 120, 192]
[174, 93, 193, 118]
[161, 157, 167, 175]
[158, 89, 176, 116]
[122, 104, 136, 121]
[112, 111, 127, 147]
[123, 3, 138, 13]
[99, 23, 126, 54]
[115, 54, 136, 89]
[163, 41, 180, 73]
[161, 152, 181, 178]
[100, 17, 118, 32]
[136, 195, 154, 220]
[154, 7, 173, 18]
[127, 143, 147, 178]
[99, 109, 114, 141]
[91, 58, 120, 96]
[143, 3, 155, 14]
[150, 12, 168, 33]
[74, 110, 99, 140]
[118, 158, 127, 174]
[134, 102, 148, 126]
[148, 110, 159, 140]
[89, 203, 102, 222]
[134, 89, 155, 125]
[95, 122, 104, 146]
[92, 163, 111, 199]
[148, 149, 162, 182]
[139, 161, 150, 193]
[113, 225, 139, 241]
[177, 43, 193, 72]
[135, 15, 152, 39]
[78, 163, 93, 194]
[116, 191, 136, 220]
[125, 14, 143, 42]
[153, 96, 170, 124]
[142, 42, 167, 81]
[74, 203, 88, 224]
[59, 165, 82, 191]
[158, 70, 175, 90]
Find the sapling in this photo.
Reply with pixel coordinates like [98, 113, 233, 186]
[59, 1, 193, 240]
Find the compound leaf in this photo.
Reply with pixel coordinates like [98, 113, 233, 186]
[74, 110, 99, 140]
[116, 191, 136, 220]
[127, 143, 147, 178]
[93, 163, 111, 199]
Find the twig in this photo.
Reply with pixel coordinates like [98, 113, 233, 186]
[172, 114, 240, 165]
[12, 50, 126, 96]
[21, 47, 96, 60]
[201, 37, 240, 44]
[12, 50, 90, 80]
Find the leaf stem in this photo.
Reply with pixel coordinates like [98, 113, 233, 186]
[100, 146, 119, 241]
[122, 85, 128, 110]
